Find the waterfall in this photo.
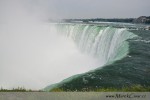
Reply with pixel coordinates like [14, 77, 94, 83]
[53, 23, 137, 66]
[44, 23, 138, 91]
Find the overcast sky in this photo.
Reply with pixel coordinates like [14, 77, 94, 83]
[46, 0, 150, 18]
[1, 0, 150, 19]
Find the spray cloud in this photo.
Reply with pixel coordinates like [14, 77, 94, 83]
[0, 0, 101, 89]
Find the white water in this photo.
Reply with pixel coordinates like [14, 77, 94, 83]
[44, 24, 137, 91]
[54, 24, 137, 66]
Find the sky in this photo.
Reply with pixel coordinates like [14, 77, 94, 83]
[0, 0, 149, 89]
[1, 0, 150, 19]
[46, 0, 150, 19]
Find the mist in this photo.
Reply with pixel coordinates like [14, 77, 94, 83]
[0, 0, 101, 89]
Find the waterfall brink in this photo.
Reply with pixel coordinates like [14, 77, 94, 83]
[53, 23, 137, 67]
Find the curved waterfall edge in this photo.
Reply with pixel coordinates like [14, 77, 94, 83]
[44, 23, 138, 91]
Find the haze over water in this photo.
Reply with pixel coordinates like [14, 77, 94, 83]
[0, 0, 102, 89]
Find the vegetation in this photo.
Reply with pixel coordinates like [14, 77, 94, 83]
[0, 87, 43, 92]
[133, 16, 150, 24]
[50, 85, 150, 92]
[1, 85, 150, 92]
[61, 16, 150, 24]
[62, 18, 134, 23]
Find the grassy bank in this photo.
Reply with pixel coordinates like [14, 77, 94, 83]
[50, 85, 150, 92]
[0, 87, 43, 92]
